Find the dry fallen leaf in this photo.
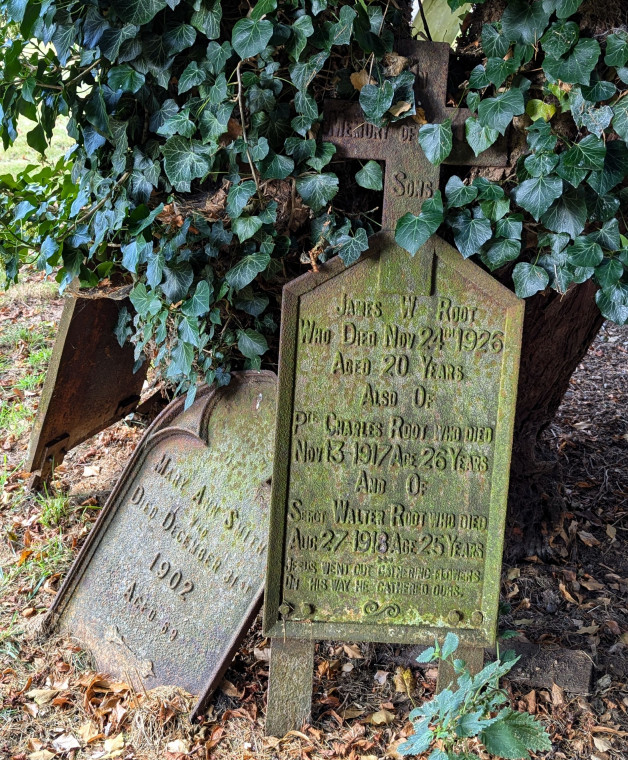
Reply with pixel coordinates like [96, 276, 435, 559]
[593, 736, 613, 752]
[367, 708, 395, 725]
[507, 567, 521, 580]
[606, 524, 617, 541]
[104, 733, 125, 753]
[551, 683, 564, 707]
[558, 581, 578, 604]
[52, 734, 81, 752]
[393, 667, 416, 696]
[580, 577, 605, 591]
[388, 100, 412, 117]
[166, 739, 190, 754]
[578, 530, 600, 547]
[576, 623, 600, 635]
[343, 643, 363, 659]
[77, 721, 102, 744]
[28, 751, 55, 760]
[25, 688, 60, 705]
[350, 69, 374, 91]
[373, 669, 388, 686]
[82, 464, 101, 478]
[253, 646, 270, 662]
[341, 706, 365, 720]
[220, 678, 243, 698]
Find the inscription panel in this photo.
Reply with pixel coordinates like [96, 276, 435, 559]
[48, 372, 276, 718]
[265, 239, 523, 647]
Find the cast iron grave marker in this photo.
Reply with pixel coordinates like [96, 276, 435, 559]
[264, 41, 523, 736]
[26, 286, 148, 488]
[46, 371, 276, 720]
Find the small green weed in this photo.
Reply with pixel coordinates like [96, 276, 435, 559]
[27, 346, 52, 369]
[399, 633, 551, 760]
[37, 490, 69, 528]
[0, 401, 31, 438]
[14, 371, 46, 390]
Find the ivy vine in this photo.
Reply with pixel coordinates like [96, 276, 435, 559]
[0, 0, 626, 403]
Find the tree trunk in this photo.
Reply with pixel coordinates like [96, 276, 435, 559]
[504, 280, 605, 559]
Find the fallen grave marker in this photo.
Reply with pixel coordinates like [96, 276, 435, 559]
[26, 285, 149, 488]
[46, 371, 277, 720]
[263, 41, 523, 736]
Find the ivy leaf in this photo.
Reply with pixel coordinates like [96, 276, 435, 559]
[485, 57, 518, 87]
[512, 262, 550, 298]
[483, 238, 521, 270]
[182, 280, 212, 317]
[260, 152, 294, 179]
[540, 20, 579, 58]
[589, 219, 621, 251]
[232, 215, 263, 242]
[227, 180, 257, 219]
[162, 260, 194, 303]
[328, 5, 357, 47]
[480, 710, 552, 759]
[596, 286, 628, 324]
[512, 175, 563, 220]
[562, 134, 606, 172]
[570, 90, 613, 138]
[163, 24, 197, 55]
[478, 89, 525, 135]
[496, 216, 523, 240]
[162, 136, 212, 192]
[525, 99, 556, 123]
[178, 61, 207, 94]
[540, 187, 587, 238]
[445, 176, 478, 208]
[612, 98, 628, 143]
[544, 38, 601, 86]
[544, 0, 585, 19]
[108, 64, 145, 93]
[567, 236, 604, 267]
[465, 117, 499, 156]
[595, 258, 623, 289]
[355, 160, 382, 190]
[418, 119, 453, 167]
[296, 173, 339, 212]
[237, 328, 268, 359]
[502, 0, 550, 46]
[394, 193, 444, 256]
[225, 252, 270, 290]
[232, 18, 274, 59]
[605, 31, 628, 68]
[250, 0, 277, 22]
[524, 151, 559, 177]
[234, 288, 269, 316]
[170, 339, 195, 378]
[482, 23, 510, 58]
[359, 81, 394, 127]
[110, 0, 167, 26]
[451, 211, 493, 259]
[336, 227, 369, 266]
[130, 282, 161, 318]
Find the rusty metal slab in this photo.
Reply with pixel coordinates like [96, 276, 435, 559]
[46, 371, 277, 720]
[26, 286, 148, 481]
[264, 40, 522, 649]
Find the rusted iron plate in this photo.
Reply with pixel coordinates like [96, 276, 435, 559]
[264, 234, 523, 648]
[26, 286, 148, 481]
[47, 371, 277, 719]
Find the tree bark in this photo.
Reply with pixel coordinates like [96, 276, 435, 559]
[504, 280, 605, 559]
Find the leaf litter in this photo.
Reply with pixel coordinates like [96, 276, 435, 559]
[1, 271, 628, 758]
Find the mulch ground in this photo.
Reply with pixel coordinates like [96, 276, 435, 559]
[1, 272, 627, 760]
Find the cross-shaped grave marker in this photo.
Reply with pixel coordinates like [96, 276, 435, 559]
[263, 40, 522, 737]
[322, 40, 507, 295]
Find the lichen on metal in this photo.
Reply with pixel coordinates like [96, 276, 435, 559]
[46, 371, 277, 720]
[264, 40, 522, 650]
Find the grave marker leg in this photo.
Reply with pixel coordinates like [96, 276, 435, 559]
[436, 645, 484, 693]
[266, 637, 314, 737]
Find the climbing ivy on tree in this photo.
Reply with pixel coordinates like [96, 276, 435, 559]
[0, 0, 627, 400]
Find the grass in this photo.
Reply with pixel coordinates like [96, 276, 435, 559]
[0, 400, 32, 438]
[0, 116, 75, 178]
[37, 489, 70, 528]
[0, 534, 73, 595]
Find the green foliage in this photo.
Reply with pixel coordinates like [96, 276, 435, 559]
[399, 633, 552, 759]
[1, 0, 627, 397]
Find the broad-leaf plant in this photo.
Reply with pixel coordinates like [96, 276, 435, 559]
[0, 0, 627, 404]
